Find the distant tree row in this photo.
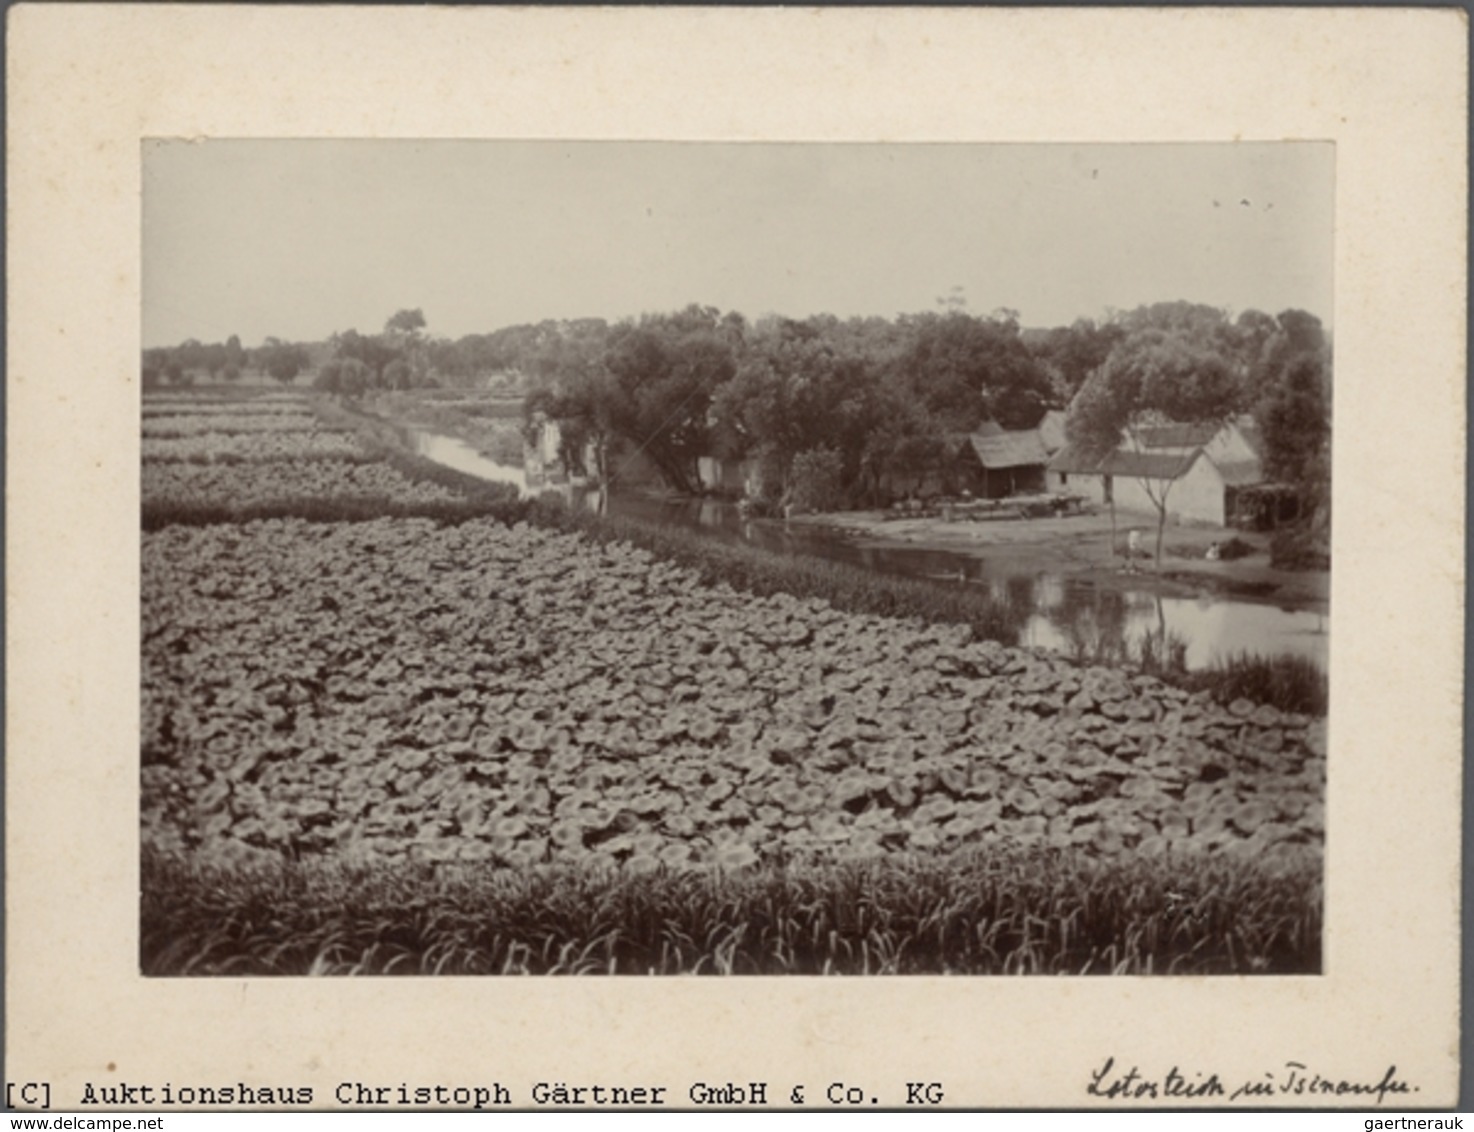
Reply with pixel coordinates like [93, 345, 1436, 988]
[144, 298, 1331, 527]
[142, 335, 248, 386]
[142, 333, 317, 387]
[314, 309, 431, 397]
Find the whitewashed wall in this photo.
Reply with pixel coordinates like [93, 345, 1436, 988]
[1052, 461, 1229, 526]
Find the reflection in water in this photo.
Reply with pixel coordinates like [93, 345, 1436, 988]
[1036, 586, 1133, 665]
[1022, 584, 1327, 672]
[403, 429, 1327, 674]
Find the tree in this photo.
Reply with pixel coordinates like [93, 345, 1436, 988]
[1232, 308, 1279, 385]
[600, 317, 736, 494]
[331, 329, 398, 386]
[383, 358, 413, 390]
[1258, 353, 1329, 480]
[176, 338, 206, 376]
[313, 359, 342, 395]
[1257, 351, 1331, 531]
[203, 343, 228, 379]
[1067, 328, 1243, 569]
[786, 447, 845, 514]
[317, 357, 372, 399]
[142, 347, 171, 389]
[384, 309, 429, 384]
[339, 358, 372, 398]
[427, 338, 476, 386]
[1245, 309, 1331, 532]
[524, 375, 613, 481]
[517, 320, 626, 481]
[710, 323, 884, 508]
[1243, 308, 1324, 401]
[385, 308, 427, 337]
[1031, 318, 1126, 401]
[897, 311, 1055, 431]
[258, 338, 309, 384]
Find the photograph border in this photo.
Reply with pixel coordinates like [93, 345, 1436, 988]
[7, 5, 1465, 1110]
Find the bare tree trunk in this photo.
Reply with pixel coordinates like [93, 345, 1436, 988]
[1148, 480, 1174, 572]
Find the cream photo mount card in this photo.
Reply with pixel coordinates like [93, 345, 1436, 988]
[6, 5, 1465, 1111]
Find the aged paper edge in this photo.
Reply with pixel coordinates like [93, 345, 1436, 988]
[5, 5, 1466, 1110]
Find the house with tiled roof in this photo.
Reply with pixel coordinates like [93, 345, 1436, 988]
[932, 411, 1070, 499]
[964, 428, 1051, 498]
[1046, 416, 1265, 526]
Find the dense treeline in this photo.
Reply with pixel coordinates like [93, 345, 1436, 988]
[145, 300, 1331, 520]
[516, 300, 1329, 520]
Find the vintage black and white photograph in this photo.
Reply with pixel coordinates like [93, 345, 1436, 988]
[9, 4, 1464, 1110]
[139, 140, 1332, 976]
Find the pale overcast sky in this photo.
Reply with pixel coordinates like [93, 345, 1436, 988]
[142, 140, 1333, 348]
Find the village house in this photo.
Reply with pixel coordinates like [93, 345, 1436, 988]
[960, 422, 1050, 499]
[949, 412, 1068, 500]
[1045, 417, 1266, 527]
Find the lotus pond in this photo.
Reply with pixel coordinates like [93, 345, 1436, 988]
[140, 388, 1323, 974]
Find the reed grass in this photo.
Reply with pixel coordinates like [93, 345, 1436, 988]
[1185, 652, 1328, 717]
[141, 844, 1321, 976]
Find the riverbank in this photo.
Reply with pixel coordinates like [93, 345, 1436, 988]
[363, 390, 526, 467]
[792, 506, 1330, 612]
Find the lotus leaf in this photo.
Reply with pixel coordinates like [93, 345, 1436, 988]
[711, 842, 759, 870]
[886, 781, 917, 810]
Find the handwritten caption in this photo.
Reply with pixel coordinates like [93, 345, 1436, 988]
[1086, 1056, 1418, 1105]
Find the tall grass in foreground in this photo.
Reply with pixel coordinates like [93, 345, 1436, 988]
[1066, 626, 1328, 716]
[141, 846, 1320, 976]
[1184, 653, 1328, 718]
[1123, 636, 1325, 717]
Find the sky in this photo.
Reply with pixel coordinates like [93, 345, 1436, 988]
[142, 140, 1333, 348]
